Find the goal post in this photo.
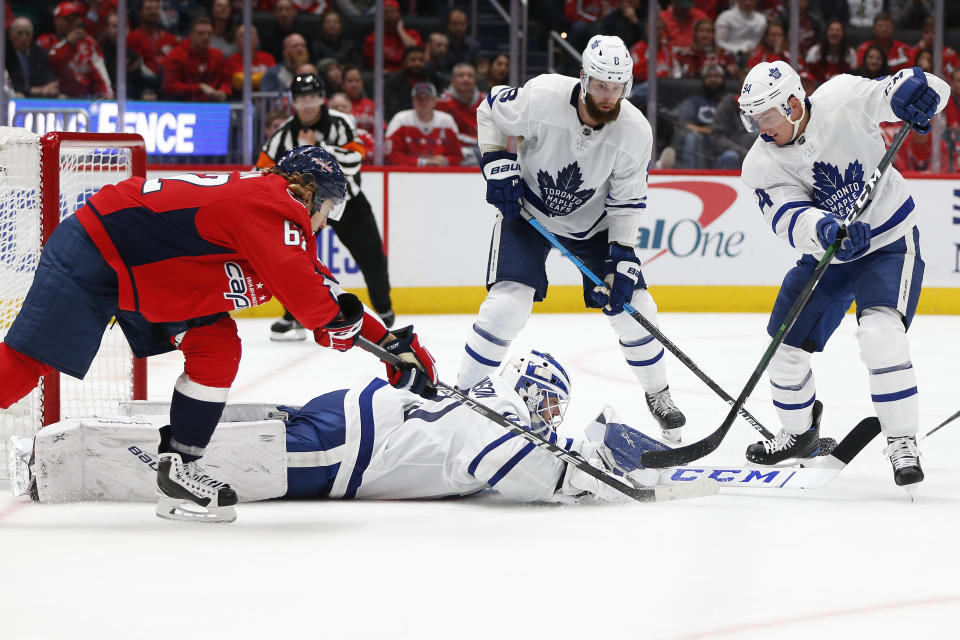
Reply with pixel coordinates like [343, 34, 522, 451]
[0, 128, 148, 477]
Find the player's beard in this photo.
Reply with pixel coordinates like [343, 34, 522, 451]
[583, 92, 621, 124]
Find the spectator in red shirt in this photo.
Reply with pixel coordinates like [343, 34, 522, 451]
[660, 0, 709, 51]
[39, 2, 113, 98]
[328, 90, 376, 161]
[852, 44, 891, 80]
[563, 0, 612, 50]
[746, 19, 792, 68]
[362, 0, 422, 72]
[804, 19, 857, 85]
[436, 61, 485, 165]
[630, 17, 680, 85]
[127, 0, 179, 76]
[225, 25, 276, 94]
[855, 12, 912, 73]
[676, 18, 738, 79]
[914, 16, 960, 79]
[342, 65, 375, 135]
[162, 17, 231, 101]
[385, 82, 461, 167]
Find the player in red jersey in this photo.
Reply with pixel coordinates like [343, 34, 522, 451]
[0, 146, 437, 523]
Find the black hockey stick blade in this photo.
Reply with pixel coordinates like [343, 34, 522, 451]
[640, 122, 912, 469]
[355, 338, 718, 503]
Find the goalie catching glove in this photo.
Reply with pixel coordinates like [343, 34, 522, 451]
[590, 243, 644, 315]
[560, 442, 633, 503]
[382, 325, 438, 399]
[314, 292, 366, 351]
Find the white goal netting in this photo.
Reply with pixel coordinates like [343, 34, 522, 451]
[0, 127, 144, 480]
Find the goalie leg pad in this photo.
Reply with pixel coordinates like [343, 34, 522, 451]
[768, 343, 816, 434]
[0, 342, 53, 409]
[457, 281, 534, 389]
[609, 289, 668, 392]
[857, 306, 918, 437]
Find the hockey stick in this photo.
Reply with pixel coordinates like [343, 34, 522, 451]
[640, 121, 914, 468]
[518, 207, 774, 439]
[355, 337, 718, 503]
[919, 408, 960, 442]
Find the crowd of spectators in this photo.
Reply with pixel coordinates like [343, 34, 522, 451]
[4, 0, 960, 170]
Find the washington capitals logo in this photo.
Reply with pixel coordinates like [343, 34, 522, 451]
[812, 160, 865, 217]
[312, 157, 334, 172]
[769, 68, 782, 79]
[536, 162, 596, 216]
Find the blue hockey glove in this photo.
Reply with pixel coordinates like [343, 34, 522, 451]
[591, 243, 645, 316]
[891, 68, 940, 134]
[816, 217, 872, 261]
[481, 151, 522, 220]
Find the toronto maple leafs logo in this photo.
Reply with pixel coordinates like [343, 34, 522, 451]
[769, 67, 781, 79]
[536, 162, 596, 216]
[811, 160, 865, 217]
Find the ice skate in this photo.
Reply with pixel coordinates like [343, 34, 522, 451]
[645, 386, 685, 443]
[270, 312, 306, 341]
[156, 452, 238, 523]
[884, 436, 923, 495]
[378, 309, 396, 329]
[747, 400, 825, 464]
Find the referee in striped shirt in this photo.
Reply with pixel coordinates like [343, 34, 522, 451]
[257, 73, 394, 339]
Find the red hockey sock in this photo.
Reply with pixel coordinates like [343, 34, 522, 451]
[0, 342, 54, 409]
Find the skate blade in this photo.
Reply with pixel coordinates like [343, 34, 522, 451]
[904, 483, 920, 503]
[270, 331, 306, 342]
[156, 497, 237, 524]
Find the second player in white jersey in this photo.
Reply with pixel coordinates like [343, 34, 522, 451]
[736, 60, 948, 490]
[458, 35, 686, 443]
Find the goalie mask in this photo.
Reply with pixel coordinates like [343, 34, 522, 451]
[738, 60, 806, 143]
[500, 350, 571, 434]
[580, 35, 633, 102]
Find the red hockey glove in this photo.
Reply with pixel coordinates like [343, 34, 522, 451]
[382, 325, 438, 399]
[314, 293, 364, 351]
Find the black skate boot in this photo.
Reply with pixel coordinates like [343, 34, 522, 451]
[746, 400, 825, 464]
[156, 445, 238, 523]
[378, 309, 396, 329]
[270, 311, 306, 342]
[884, 436, 924, 487]
[645, 385, 686, 443]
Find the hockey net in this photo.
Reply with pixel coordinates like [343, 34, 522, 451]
[0, 128, 148, 480]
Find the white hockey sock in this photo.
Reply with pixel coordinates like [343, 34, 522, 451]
[858, 307, 919, 437]
[768, 344, 816, 434]
[609, 289, 668, 392]
[457, 282, 534, 390]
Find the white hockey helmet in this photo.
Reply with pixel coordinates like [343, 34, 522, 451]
[738, 60, 806, 141]
[580, 35, 633, 101]
[500, 350, 572, 434]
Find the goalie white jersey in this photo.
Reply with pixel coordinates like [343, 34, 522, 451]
[741, 71, 950, 258]
[477, 74, 652, 245]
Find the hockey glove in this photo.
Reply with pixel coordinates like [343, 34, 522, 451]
[481, 151, 522, 220]
[891, 68, 940, 134]
[314, 292, 364, 351]
[816, 217, 872, 261]
[382, 325, 438, 399]
[559, 442, 632, 503]
[590, 243, 645, 316]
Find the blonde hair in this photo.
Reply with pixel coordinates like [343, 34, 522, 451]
[264, 166, 316, 206]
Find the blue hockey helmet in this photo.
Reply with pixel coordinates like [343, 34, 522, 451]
[275, 145, 348, 213]
[500, 350, 572, 433]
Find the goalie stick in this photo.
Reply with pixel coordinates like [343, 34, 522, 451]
[640, 121, 914, 469]
[519, 207, 777, 441]
[355, 338, 718, 504]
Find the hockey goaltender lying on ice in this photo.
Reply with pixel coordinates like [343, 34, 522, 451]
[12, 370, 943, 516]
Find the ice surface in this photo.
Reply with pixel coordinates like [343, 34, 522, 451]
[2, 312, 959, 639]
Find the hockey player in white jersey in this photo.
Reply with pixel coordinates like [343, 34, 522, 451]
[13, 350, 641, 506]
[737, 60, 948, 488]
[459, 34, 686, 443]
